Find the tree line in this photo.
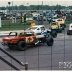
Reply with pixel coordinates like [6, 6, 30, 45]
[0, 5, 72, 10]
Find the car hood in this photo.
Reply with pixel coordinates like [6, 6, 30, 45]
[3, 36, 17, 40]
[25, 29, 38, 33]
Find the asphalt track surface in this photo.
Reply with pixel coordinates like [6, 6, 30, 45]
[0, 23, 72, 70]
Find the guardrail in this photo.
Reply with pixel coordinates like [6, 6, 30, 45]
[0, 47, 28, 70]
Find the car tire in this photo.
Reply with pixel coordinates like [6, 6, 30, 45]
[67, 30, 70, 35]
[51, 31, 57, 38]
[64, 24, 66, 28]
[17, 41, 27, 51]
[8, 44, 16, 50]
[46, 38, 54, 46]
[59, 29, 62, 33]
[8, 45, 13, 50]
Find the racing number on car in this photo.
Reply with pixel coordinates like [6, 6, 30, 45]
[29, 37, 34, 42]
[26, 37, 34, 43]
[26, 37, 29, 43]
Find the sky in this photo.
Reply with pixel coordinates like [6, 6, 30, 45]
[0, 0, 72, 7]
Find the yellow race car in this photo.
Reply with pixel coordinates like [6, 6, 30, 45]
[50, 22, 62, 33]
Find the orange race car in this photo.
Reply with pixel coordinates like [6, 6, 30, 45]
[2, 31, 54, 51]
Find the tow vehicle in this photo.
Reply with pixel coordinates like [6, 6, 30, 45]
[67, 23, 72, 35]
[27, 25, 57, 38]
[2, 31, 54, 51]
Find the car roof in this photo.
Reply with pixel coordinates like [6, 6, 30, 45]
[32, 25, 44, 28]
[70, 23, 72, 25]
[24, 30, 33, 33]
[52, 22, 57, 24]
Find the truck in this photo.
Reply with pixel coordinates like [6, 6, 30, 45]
[2, 31, 54, 51]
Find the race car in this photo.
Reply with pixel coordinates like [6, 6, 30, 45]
[57, 18, 66, 30]
[67, 23, 72, 35]
[2, 31, 54, 51]
[52, 18, 66, 30]
[26, 25, 57, 38]
[50, 22, 63, 33]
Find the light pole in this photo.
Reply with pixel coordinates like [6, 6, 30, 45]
[8, 2, 11, 29]
[8, 2, 11, 14]
[12, 1, 13, 15]
[27, 3, 29, 21]
[40, 1, 43, 24]
[27, 3, 29, 13]
[42, 1, 43, 25]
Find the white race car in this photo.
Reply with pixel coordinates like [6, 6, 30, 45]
[26, 25, 57, 38]
[67, 23, 72, 35]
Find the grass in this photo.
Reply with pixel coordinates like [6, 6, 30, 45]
[0, 20, 30, 31]
[65, 20, 72, 27]
[65, 20, 72, 24]
[0, 19, 72, 31]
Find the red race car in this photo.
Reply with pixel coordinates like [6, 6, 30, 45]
[2, 31, 54, 51]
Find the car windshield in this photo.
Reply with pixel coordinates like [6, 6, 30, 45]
[28, 27, 37, 30]
[52, 23, 57, 25]
[24, 33, 33, 36]
[19, 32, 34, 36]
[57, 19, 62, 21]
[53, 17, 58, 19]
